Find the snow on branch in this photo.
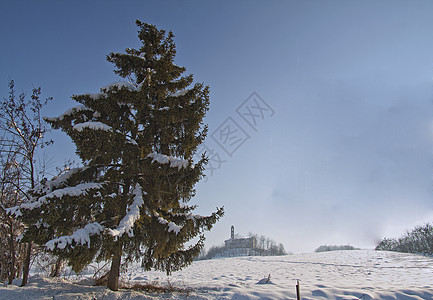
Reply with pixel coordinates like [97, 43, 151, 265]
[125, 137, 138, 145]
[33, 167, 84, 195]
[147, 153, 189, 170]
[6, 206, 24, 218]
[155, 213, 183, 234]
[172, 89, 188, 97]
[171, 212, 208, 222]
[85, 81, 137, 100]
[108, 184, 146, 238]
[102, 81, 136, 92]
[45, 222, 104, 250]
[73, 122, 112, 132]
[8, 182, 104, 216]
[44, 105, 87, 122]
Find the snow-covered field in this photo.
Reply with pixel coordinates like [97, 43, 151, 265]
[1, 250, 433, 299]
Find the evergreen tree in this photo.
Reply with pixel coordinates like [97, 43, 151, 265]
[9, 21, 223, 291]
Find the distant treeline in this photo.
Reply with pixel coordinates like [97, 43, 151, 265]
[197, 233, 288, 260]
[376, 223, 433, 255]
[248, 233, 287, 256]
[315, 245, 360, 252]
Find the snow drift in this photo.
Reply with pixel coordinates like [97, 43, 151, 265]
[1, 250, 433, 299]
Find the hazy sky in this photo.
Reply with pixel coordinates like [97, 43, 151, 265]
[2, 0, 433, 253]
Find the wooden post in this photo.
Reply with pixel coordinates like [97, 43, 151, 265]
[296, 280, 301, 300]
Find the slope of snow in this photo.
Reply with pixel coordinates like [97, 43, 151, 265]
[1, 250, 433, 299]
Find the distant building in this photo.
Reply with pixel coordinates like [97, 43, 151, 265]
[219, 226, 258, 257]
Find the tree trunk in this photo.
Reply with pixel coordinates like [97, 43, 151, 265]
[16, 242, 24, 279]
[0, 251, 5, 282]
[107, 252, 121, 291]
[107, 182, 128, 291]
[50, 258, 63, 277]
[21, 242, 31, 286]
[8, 222, 15, 284]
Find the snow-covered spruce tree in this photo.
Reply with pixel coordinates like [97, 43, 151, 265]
[11, 21, 223, 291]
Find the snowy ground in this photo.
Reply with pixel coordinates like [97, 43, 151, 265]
[1, 250, 433, 299]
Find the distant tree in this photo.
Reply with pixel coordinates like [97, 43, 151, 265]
[314, 245, 360, 252]
[277, 243, 286, 255]
[259, 235, 266, 250]
[198, 244, 226, 260]
[194, 247, 207, 261]
[9, 21, 223, 291]
[248, 233, 287, 256]
[0, 80, 52, 285]
[199, 233, 288, 260]
[376, 238, 398, 252]
[376, 223, 433, 255]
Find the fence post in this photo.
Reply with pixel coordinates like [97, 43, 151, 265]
[296, 280, 301, 300]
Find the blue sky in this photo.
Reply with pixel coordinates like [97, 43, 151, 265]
[2, 0, 433, 252]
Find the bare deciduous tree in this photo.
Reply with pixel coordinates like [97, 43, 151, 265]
[0, 80, 52, 285]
